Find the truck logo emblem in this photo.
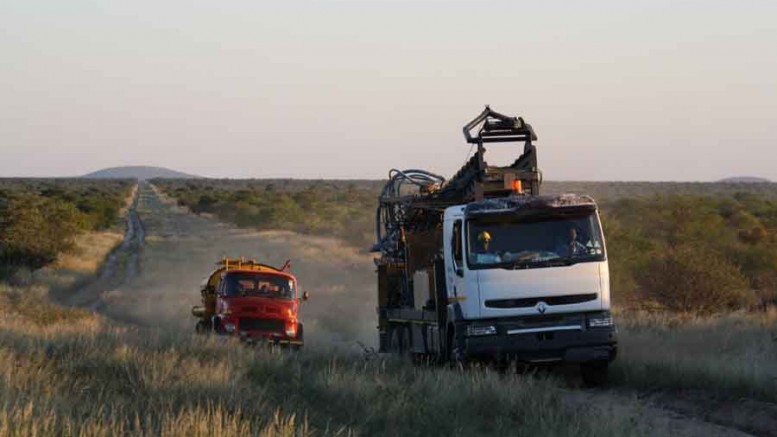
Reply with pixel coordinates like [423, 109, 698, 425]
[535, 301, 548, 314]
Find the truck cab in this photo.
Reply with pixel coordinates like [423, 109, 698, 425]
[192, 258, 307, 347]
[442, 195, 616, 368]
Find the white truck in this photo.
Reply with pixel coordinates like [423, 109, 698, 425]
[372, 107, 617, 385]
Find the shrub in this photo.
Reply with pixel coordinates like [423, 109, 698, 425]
[0, 179, 132, 277]
[636, 245, 754, 313]
[0, 193, 85, 272]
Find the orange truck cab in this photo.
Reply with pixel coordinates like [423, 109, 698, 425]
[192, 258, 308, 347]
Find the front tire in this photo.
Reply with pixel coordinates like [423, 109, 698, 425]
[292, 323, 304, 351]
[212, 318, 225, 335]
[195, 320, 211, 334]
[446, 324, 465, 367]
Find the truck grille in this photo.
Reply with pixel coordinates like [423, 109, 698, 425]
[238, 318, 285, 333]
[485, 293, 597, 309]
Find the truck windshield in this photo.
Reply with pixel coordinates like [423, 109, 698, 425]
[467, 212, 605, 269]
[223, 272, 295, 299]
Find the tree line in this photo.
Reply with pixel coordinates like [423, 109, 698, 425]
[155, 179, 777, 314]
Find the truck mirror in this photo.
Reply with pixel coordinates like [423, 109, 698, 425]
[302, 291, 310, 301]
[455, 267, 463, 277]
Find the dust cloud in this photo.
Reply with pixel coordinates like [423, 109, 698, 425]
[100, 184, 378, 351]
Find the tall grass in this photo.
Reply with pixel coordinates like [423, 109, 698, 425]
[3, 183, 777, 435]
[0, 311, 651, 437]
[0, 230, 123, 325]
[613, 309, 777, 401]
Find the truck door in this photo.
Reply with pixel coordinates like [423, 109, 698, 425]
[449, 219, 465, 304]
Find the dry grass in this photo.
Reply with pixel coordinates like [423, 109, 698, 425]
[612, 308, 777, 401]
[0, 230, 123, 326]
[28, 230, 124, 302]
[0, 311, 651, 437]
[52, 231, 125, 274]
[3, 183, 775, 435]
[0, 223, 648, 437]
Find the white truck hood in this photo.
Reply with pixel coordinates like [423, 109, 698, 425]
[475, 261, 606, 319]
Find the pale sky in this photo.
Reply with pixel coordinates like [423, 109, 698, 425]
[1, 1, 776, 180]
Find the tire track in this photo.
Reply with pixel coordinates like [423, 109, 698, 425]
[62, 182, 146, 312]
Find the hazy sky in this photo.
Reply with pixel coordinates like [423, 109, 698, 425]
[2, 1, 776, 180]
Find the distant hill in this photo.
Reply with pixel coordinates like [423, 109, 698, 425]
[718, 176, 771, 184]
[82, 166, 200, 180]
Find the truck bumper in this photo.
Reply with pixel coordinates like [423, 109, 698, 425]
[460, 313, 617, 363]
[240, 333, 304, 347]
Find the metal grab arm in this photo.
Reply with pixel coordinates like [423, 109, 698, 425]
[463, 105, 538, 145]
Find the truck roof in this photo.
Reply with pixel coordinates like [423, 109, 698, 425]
[222, 269, 295, 280]
[465, 193, 598, 216]
[200, 257, 295, 291]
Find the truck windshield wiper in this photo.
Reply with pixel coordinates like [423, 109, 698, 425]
[522, 258, 573, 268]
[496, 258, 581, 270]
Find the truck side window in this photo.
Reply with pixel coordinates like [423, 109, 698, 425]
[452, 220, 463, 266]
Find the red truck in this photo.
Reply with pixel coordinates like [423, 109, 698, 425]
[192, 257, 308, 347]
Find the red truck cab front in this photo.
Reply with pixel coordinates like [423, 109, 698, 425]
[193, 258, 307, 347]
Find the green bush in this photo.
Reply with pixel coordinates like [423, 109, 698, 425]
[635, 245, 753, 313]
[156, 179, 382, 248]
[0, 178, 133, 278]
[0, 193, 86, 271]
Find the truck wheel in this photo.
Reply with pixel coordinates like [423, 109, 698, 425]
[293, 324, 304, 351]
[447, 325, 465, 367]
[391, 326, 404, 354]
[212, 318, 225, 335]
[195, 320, 211, 334]
[580, 361, 609, 387]
[389, 324, 409, 356]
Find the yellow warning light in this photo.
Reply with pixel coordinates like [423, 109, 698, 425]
[512, 180, 523, 193]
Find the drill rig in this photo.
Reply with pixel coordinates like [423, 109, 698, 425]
[372, 107, 616, 385]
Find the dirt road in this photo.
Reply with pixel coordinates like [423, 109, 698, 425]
[87, 182, 775, 437]
[98, 182, 377, 349]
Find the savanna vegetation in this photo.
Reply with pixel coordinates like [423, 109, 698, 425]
[155, 179, 777, 314]
[603, 191, 777, 312]
[0, 191, 656, 436]
[0, 179, 134, 279]
[0, 225, 773, 436]
[0, 180, 774, 436]
[0, 312, 652, 436]
[154, 179, 382, 248]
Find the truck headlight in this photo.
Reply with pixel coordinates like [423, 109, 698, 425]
[588, 314, 613, 328]
[224, 322, 236, 333]
[285, 323, 297, 337]
[467, 325, 497, 336]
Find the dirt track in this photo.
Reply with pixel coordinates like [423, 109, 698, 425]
[96, 182, 377, 349]
[87, 182, 775, 437]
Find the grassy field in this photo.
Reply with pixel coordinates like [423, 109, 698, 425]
[2, 283, 775, 436]
[2, 181, 777, 436]
[613, 309, 777, 402]
[0, 217, 641, 436]
[0, 316, 647, 437]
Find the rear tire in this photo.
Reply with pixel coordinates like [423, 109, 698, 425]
[195, 320, 211, 334]
[389, 324, 410, 357]
[580, 360, 609, 387]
